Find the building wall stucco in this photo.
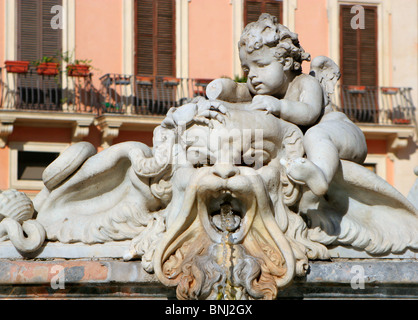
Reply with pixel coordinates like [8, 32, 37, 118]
[75, 0, 123, 85]
[294, 0, 329, 72]
[388, 0, 418, 195]
[0, 0, 4, 72]
[188, 0, 233, 79]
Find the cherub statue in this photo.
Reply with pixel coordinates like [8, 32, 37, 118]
[207, 13, 368, 197]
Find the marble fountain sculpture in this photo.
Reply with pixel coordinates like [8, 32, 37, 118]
[1, 14, 417, 300]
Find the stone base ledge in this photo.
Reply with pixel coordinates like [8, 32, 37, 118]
[0, 258, 416, 299]
[1, 241, 416, 260]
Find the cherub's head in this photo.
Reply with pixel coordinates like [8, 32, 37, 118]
[238, 13, 311, 96]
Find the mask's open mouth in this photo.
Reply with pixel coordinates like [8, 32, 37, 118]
[198, 189, 256, 244]
[208, 192, 244, 233]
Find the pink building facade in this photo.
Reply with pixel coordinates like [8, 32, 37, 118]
[0, 0, 417, 198]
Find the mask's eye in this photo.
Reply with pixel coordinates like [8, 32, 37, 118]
[241, 149, 271, 169]
[187, 147, 215, 168]
[257, 62, 267, 68]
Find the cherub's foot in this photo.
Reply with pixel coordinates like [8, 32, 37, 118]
[280, 158, 328, 196]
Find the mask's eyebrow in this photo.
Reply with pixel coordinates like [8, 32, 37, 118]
[252, 140, 275, 153]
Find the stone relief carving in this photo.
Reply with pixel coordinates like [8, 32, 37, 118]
[0, 14, 417, 300]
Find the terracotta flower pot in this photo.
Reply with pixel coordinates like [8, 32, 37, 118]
[67, 64, 90, 77]
[393, 118, 411, 125]
[5, 60, 30, 74]
[37, 62, 60, 76]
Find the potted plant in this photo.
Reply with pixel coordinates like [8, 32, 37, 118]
[4, 60, 30, 74]
[234, 74, 248, 83]
[61, 52, 93, 77]
[33, 56, 60, 76]
[66, 59, 93, 77]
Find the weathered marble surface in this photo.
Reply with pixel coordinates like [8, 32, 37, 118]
[0, 258, 415, 299]
[0, 13, 417, 300]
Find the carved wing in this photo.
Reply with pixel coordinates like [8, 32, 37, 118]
[302, 161, 418, 255]
[309, 56, 341, 107]
[34, 127, 175, 245]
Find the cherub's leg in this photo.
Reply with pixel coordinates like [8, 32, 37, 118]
[303, 126, 340, 186]
[280, 113, 367, 197]
[280, 125, 339, 197]
[294, 114, 367, 196]
[280, 157, 329, 196]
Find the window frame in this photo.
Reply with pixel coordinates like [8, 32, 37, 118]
[364, 153, 387, 180]
[328, 0, 392, 88]
[9, 141, 69, 190]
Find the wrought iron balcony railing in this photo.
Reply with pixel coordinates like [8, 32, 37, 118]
[332, 85, 416, 126]
[1, 68, 416, 129]
[98, 74, 212, 116]
[0, 66, 99, 113]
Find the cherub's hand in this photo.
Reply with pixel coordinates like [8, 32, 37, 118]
[161, 102, 198, 128]
[194, 98, 229, 127]
[250, 95, 282, 116]
[161, 97, 229, 129]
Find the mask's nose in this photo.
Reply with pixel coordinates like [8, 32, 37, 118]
[211, 163, 239, 179]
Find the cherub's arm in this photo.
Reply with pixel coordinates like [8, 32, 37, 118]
[161, 97, 228, 129]
[252, 77, 323, 126]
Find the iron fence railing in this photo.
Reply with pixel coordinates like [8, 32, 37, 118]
[0, 66, 99, 113]
[1, 67, 416, 129]
[332, 85, 416, 126]
[98, 74, 212, 115]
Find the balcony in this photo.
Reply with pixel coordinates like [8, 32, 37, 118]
[0, 66, 98, 113]
[0, 68, 212, 115]
[0, 68, 416, 148]
[0, 65, 101, 146]
[333, 85, 416, 126]
[331, 85, 417, 152]
[98, 74, 212, 116]
[2, 69, 415, 125]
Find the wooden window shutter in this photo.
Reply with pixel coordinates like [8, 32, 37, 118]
[136, 0, 175, 77]
[18, 0, 62, 62]
[340, 5, 378, 86]
[244, 0, 283, 25]
[136, 0, 154, 76]
[42, 0, 63, 59]
[157, 0, 175, 76]
[359, 6, 378, 86]
[18, 0, 41, 62]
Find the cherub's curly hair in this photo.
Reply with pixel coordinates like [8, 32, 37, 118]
[239, 13, 311, 72]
